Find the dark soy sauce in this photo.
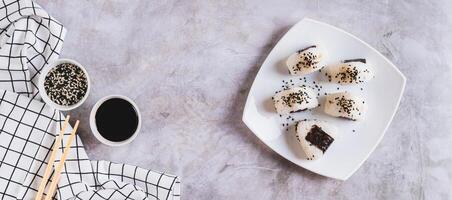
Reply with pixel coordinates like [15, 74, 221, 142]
[95, 98, 138, 142]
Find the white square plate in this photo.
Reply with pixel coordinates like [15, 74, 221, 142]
[242, 18, 406, 180]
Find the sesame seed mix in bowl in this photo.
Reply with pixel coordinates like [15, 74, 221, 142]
[44, 63, 88, 106]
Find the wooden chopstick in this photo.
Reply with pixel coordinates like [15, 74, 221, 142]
[35, 115, 70, 200]
[43, 120, 79, 200]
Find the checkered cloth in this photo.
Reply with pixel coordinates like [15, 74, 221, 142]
[0, 0, 180, 199]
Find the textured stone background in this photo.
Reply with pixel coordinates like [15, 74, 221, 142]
[36, 0, 452, 199]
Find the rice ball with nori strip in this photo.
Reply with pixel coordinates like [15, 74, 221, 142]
[286, 45, 326, 75]
[295, 120, 338, 160]
[44, 63, 88, 106]
[273, 86, 318, 115]
[324, 92, 367, 121]
[324, 59, 374, 84]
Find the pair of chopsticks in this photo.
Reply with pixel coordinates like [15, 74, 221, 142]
[35, 115, 79, 200]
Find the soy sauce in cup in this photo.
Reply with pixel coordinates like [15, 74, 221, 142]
[90, 95, 141, 146]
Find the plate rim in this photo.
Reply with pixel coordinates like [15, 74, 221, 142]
[242, 17, 407, 180]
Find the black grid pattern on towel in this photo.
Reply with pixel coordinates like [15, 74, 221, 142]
[72, 161, 181, 200]
[0, 89, 99, 200]
[0, 89, 70, 200]
[0, 0, 65, 100]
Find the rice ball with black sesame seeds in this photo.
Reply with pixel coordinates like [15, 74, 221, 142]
[273, 86, 318, 115]
[286, 45, 326, 76]
[295, 120, 338, 160]
[324, 59, 374, 85]
[324, 92, 367, 121]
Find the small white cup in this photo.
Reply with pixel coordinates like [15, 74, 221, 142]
[89, 95, 141, 146]
[38, 58, 90, 111]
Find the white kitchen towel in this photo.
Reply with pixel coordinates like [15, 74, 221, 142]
[0, 0, 180, 199]
[0, 0, 65, 99]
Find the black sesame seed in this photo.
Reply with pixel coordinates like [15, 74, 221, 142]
[44, 63, 88, 106]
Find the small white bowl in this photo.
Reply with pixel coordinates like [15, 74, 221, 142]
[89, 95, 141, 146]
[38, 58, 90, 111]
